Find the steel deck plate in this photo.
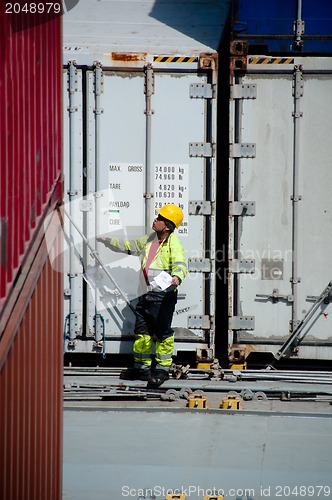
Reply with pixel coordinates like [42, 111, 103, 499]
[63, 405, 332, 499]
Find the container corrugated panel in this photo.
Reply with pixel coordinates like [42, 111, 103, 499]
[62, 0, 231, 358]
[0, 6, 63, 500]
[0, 209, 63, 500]
[232, 0, 332, 53]
[0, 6, 62, 303]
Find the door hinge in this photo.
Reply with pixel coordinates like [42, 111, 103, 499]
[190, 83, 215, 99]
[93, 313, 104, 344]
[67, 60, 78, 93]
[294, 20, 305, 37]
[189, 142, 215, 158]
[188, 315, 211, 329]
[189, 201, 212, 215]
[230, 201, 256, 216]
[292, 66, 304, 98]
[93, 61, 104, 96]
[230, 143, 256, 158]
[231, 83, 257, 100]
[188, 258, 212, 273]
[79, 200, 93, 212]
[67, 61, 78, 113]
[229, 316, 255, 330]
[229, 259, 255, 274]
[293, 20, 305, 48]
[68, 313, 78, 340]
[93, 62, 104, 115]
[67, 190, 78, 197]
[144, 63, 155, 96]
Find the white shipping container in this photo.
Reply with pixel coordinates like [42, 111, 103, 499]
[62, 0, 230, 358]
[228, 54, 332, 362]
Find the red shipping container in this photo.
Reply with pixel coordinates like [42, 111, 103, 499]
[0, 211, 63, 500]
[0, 3, 63, 499]
[0, 2, 62, 303]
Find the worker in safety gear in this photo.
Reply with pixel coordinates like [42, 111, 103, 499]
[97, 204, 187, 387]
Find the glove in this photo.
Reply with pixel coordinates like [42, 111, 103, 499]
[96, 236, 108, 244]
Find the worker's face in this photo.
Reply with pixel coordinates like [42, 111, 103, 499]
[152, 215, 168, 232]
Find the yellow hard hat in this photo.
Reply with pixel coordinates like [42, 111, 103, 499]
[158, 204, 184, 228]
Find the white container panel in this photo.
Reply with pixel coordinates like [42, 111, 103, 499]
[229, 58, 332, 360]
[296, 73, 332, 347]
[151, 72, 208, 334]
[66, 68, 216, 352]
[85, 71, 147, 341]
[237, 75, 294, 340]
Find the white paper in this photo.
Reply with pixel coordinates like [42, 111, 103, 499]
[152, 271, 172, 291]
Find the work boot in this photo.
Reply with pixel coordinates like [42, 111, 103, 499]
[147, 369, 169, 388]
[120, 367, 151, 381]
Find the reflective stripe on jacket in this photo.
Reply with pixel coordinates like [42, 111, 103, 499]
[105, 232, 187, 283]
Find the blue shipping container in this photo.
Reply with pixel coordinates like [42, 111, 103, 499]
[232, 0, 332, 54]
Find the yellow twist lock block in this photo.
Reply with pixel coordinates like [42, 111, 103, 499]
[187, 393, 208, 409]
[197, 362, 213, 369]
[165, 495, 186, 500]
[229, 362, 247, 370]
[203, 496, 224, 500]
[221, 394, 242, 410]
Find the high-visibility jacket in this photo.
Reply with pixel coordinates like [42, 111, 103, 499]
[104, 232, 187, 284]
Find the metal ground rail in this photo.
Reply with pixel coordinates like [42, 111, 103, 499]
[63, 365, 332, 403]
[64, 365, 332, 381]
[63, 382, 193, 402]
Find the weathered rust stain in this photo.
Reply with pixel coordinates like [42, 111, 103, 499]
[111, 52, 147, 62]
[199, 52, 218, 71]
[230, 56, 247, 71]
[230, 40, 248, 56]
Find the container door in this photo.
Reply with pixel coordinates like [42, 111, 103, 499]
[229, 57, 332, 361]
[84, 68, 146, 353]
[72, 63, 216, 356]
[295, 62, 332, 360]
[151, 71, 215, 356]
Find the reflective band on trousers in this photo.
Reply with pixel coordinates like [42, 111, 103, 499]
[156, 336, 174, 367]
[133, 334, 153, 367]
[133, 334, 174, 367]
[155, 352, 172, 360]
[133, 352, 151, 359]
[133, 355, 152, 367]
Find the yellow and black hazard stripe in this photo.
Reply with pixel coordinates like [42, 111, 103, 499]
[249, 57, 295, 65]
[153, 55, 198, 63]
